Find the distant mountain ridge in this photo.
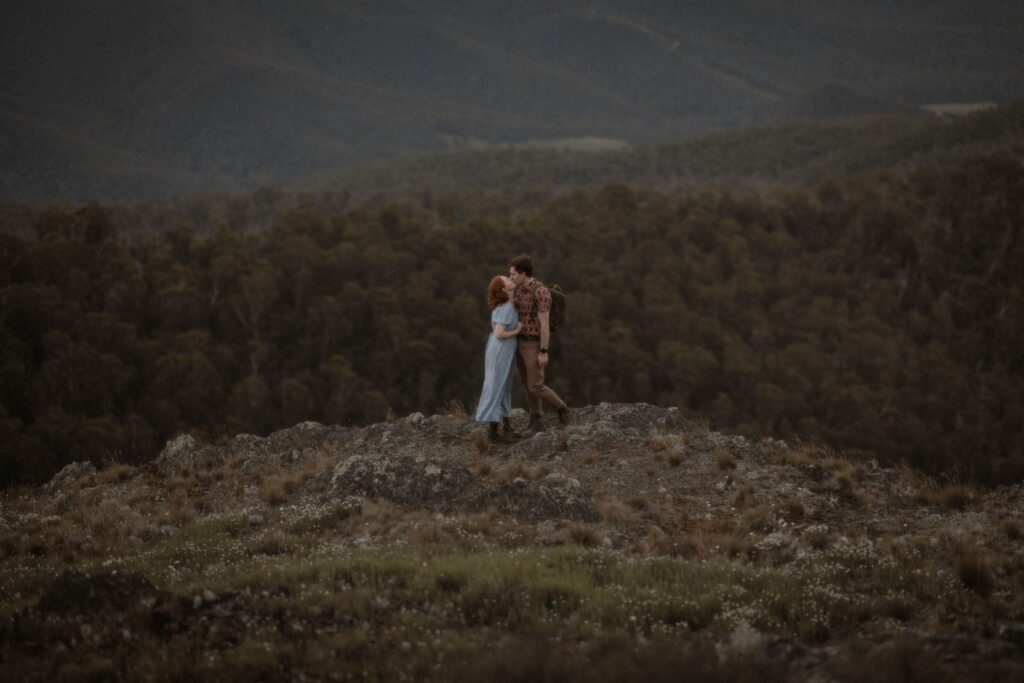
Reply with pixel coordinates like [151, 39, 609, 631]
[307, 102, 1024, 199]
[2, 0, 1023, 201]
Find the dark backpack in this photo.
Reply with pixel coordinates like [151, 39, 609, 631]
[548, 284, 567, 332]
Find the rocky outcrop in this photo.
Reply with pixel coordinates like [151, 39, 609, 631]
[153, 434, 203, 476]
[44, 461, 96, 492]
[328, 453, 480, 510]
[482, 472, 598, 522]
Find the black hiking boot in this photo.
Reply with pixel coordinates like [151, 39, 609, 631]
[502, 420, 521, 440]
[488, 431, 515, 444]
[557, 403, 572, 425]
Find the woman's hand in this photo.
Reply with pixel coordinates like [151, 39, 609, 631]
[494, 324, 517, 340]
[494, 323, 520, 340]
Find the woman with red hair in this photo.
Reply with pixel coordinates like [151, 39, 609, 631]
[475, 275, 521, 443]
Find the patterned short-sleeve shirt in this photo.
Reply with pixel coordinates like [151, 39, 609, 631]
[512, 280, 551, 337]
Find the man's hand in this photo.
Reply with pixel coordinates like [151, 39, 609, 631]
[537, 350, 549, 368]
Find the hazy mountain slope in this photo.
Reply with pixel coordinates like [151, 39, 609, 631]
[2, 0, 1023, 201]
[305, 101, 1024, 198]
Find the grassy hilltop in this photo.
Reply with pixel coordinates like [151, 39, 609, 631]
[2, 404, 1023, 681]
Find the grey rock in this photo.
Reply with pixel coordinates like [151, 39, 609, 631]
[508, 430, 561, 459]
[44, 461, 96, 492]
[329, 453, 478, 510]
[154, 434, 203, 476]
[483, 472, 597, 522]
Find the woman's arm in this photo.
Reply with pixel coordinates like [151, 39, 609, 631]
[494, 323, 520, 340]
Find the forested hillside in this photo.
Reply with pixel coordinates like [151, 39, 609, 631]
[5, 101, 1021, 240]
[2, 149, 1021, 485]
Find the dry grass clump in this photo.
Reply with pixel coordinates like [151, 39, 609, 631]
[645, 435, 671, 453]
[556, 431, 570, 451]
[715, 449, 737, 471]
[667, 450, 683, 467]
[167, 470, 202, 503]
[96, 463, 135, 484]
[258, 479, 290, 506]
[472, 458, 492, 477]
[1000, 518, 1023, 541]
[257, 464, 323, 506]
[496, 461, 529, 482]
[952, 541, 995, 596]
[411, 522, 457, 546]
[684, 415, 711, 434]
[531, 464, 552, 479]
[473, 434, 490, 457]
[721, 534, 754, 560]
[783, 447, 817, 467]
[914, 482, 975, 509]
[623, 495, 650, 513]
[743, 505, 773, 533]
[460, 508, 535, 547]
[214, 453, 250, 480]
[642, 525, 697, 557]
[561, 523, 602, 548]
[902, 468, 976, 509]
[783, 497, 805, 521]
[444, 399, 469, 419]
[495, 462, 550, 483]
[596, 496, 639, 525]
[732, 485, 756, 510]
[250, 530, 299, 556]
[803, 526, 832, 551]
[168, 489, 197, 524]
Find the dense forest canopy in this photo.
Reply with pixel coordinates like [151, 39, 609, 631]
[2, 148, 1022, 485]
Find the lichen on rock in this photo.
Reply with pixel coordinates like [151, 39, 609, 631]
[329, 453, 479, 510]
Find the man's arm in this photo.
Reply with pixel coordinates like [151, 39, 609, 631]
[538, 311, 550, 367]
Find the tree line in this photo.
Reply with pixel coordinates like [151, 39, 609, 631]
[1, 150, 1022, 484]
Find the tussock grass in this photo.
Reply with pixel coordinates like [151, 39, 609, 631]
[952, 541, 995, 596]
[715, 449, 737, 471]
[495, 461, 550, 483]
[96, 464, 135, 484]
[915, 482, 975, 509]
[783, 497, 806, 521]
[732, 485, 756, 509]
[596, 497, 639, 525]
[444, 399, 469, 419]
[645, 435, 671, 452]
[563, 523, 602, 548]
[902, 468, 977, 509]
[472, 458, 492, 477]
[744, 505, 773, 534]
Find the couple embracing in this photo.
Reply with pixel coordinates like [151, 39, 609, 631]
[475, 254, 571, 443]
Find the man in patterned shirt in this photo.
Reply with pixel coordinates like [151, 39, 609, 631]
[508, 254, 571, 433]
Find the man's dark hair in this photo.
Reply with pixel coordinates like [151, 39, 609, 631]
[509, 254, 534, 277]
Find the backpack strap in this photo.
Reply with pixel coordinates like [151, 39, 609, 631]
[529, 279, 545, 322]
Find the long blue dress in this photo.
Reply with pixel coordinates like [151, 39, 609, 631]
[475, 302, 519, 423]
